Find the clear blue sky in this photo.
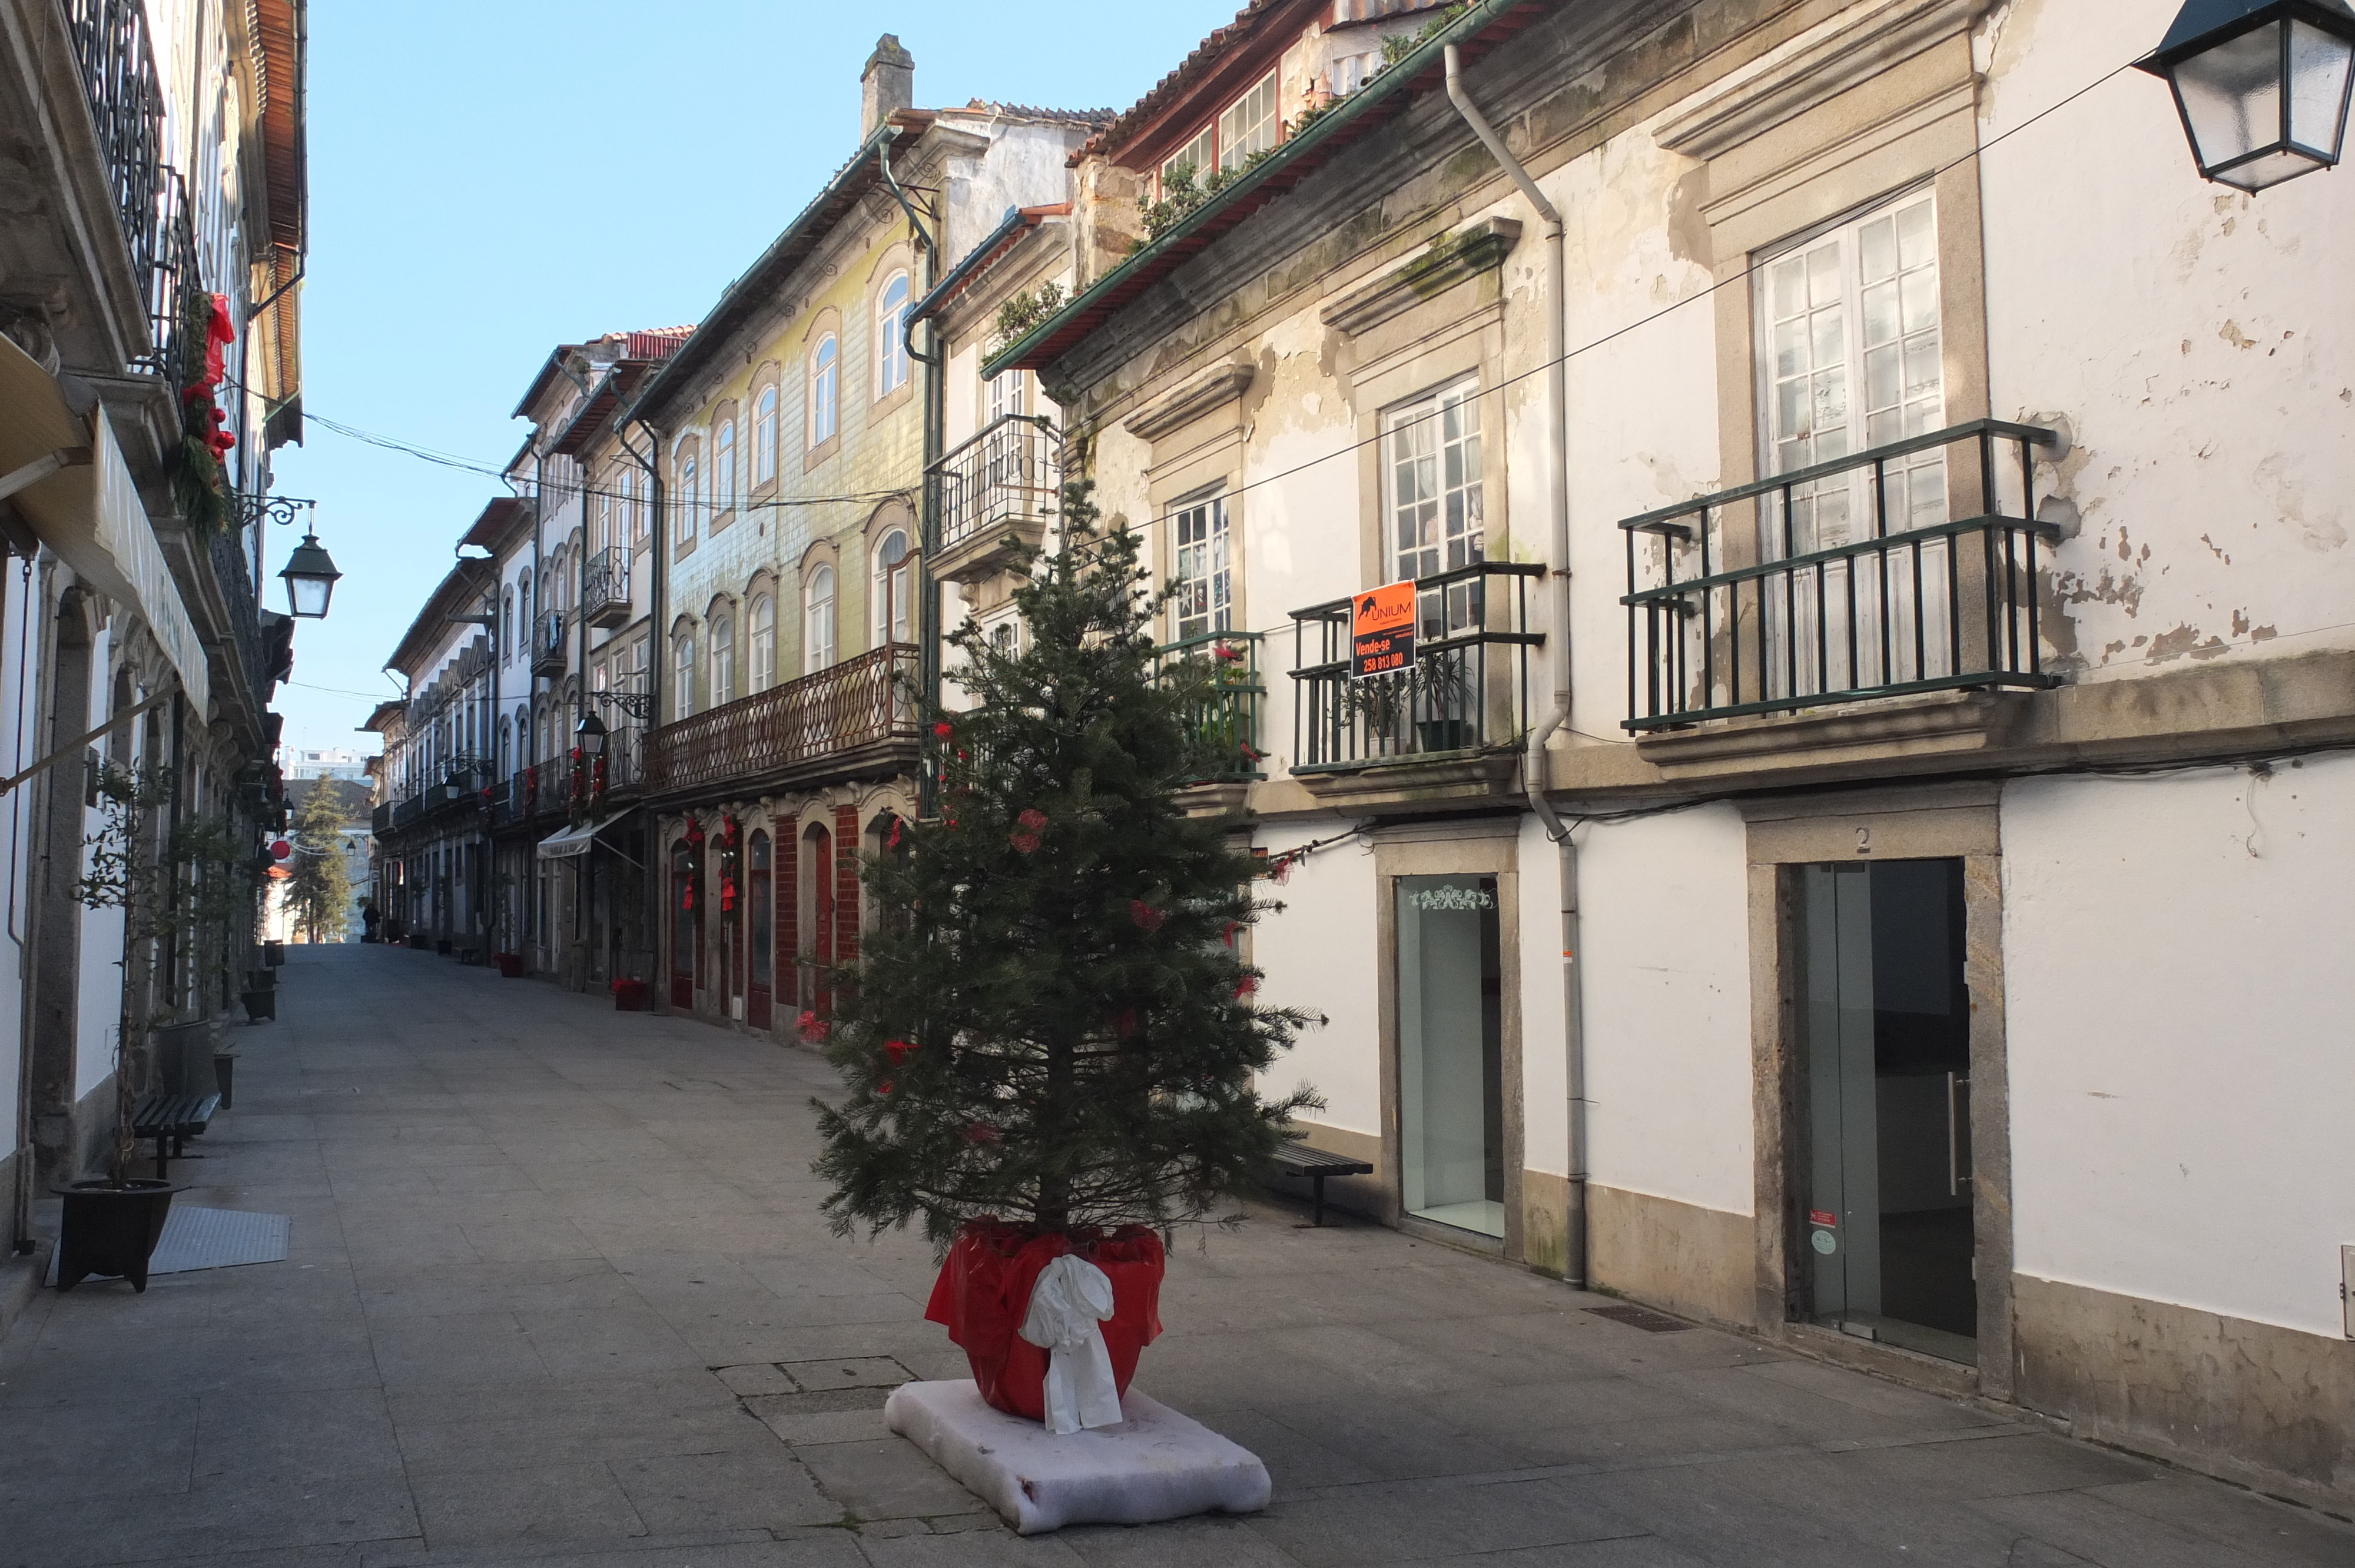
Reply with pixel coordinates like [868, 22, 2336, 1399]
[269, 1, 1222, 759]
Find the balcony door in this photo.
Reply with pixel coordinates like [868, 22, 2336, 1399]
[748, 830, 773, 1031]
[1796, 859, 1976, 1363]
[1755, 190, 1949, 699]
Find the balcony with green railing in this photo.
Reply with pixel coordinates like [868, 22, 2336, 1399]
[1154, 630, 1266, 786]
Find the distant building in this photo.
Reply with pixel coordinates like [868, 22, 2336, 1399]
[286, 746, 372, 781]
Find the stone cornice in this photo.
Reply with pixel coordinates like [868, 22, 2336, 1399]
[1122, 363, 1256, 441]
[1319, 217, 1523, 337]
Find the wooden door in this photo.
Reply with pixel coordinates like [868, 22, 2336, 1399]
[669, 839, 696, 1010]
[808, 825, 834, 1018]
[748, 831, 773, 1030]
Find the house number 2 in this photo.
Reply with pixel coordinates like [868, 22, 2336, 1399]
[1855, 827, 1872, 855]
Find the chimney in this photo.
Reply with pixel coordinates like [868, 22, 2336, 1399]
[862, 35, 914, 139]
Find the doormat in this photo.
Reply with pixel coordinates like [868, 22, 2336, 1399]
[1584, 1303, 1693, 1333]
[47, 1207, 290, 1285]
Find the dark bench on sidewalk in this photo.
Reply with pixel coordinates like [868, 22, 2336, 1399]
[1271, 1144, 1374, 1227]
[131, 1092, 221, 1179]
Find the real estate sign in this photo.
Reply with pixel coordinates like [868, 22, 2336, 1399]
[1351, 582, 1415, 678]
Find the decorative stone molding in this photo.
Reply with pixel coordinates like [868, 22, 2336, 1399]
[1122, 363, 1256, 441]
[1318, 217, 1523, 337]
[1653, 0, 1987, 161]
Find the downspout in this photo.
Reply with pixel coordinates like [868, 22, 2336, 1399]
[1445, 44, 1587, 1289]
[880, 126, 944, 819]
[616, 412, 664, 1008]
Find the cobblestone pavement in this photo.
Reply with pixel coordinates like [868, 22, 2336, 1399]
[2, 945, 2348, 1567]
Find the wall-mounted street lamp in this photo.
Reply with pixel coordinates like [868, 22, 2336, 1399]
[573, 687, 655, 759]
[278, 531, 343, 619]
[572, 710, 608, 758]
[2140, 0, 2355, 190]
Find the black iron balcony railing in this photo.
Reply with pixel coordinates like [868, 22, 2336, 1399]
[1155, 631, 1265, 784]
[581, 547, 631, 629]
[370, 802, 391, 833]
[928, 414, 1059, 559]
[207, 524, 269, 703]
[532, 610, 567, 675]
[645, 643, 920, 795]
[1290, 562, 1544, 772]
[391, 794, 424, 830]
[1620, 420, 2062, 732]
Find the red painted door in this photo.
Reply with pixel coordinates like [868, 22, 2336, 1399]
[748, 831, 772, 1030]
[808, 825, 834, 1019]
[669, 840, 695, 1009]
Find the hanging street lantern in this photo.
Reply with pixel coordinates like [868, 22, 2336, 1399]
[573, 710, 608, 758]
[2138, 0, 2355, 190]
[278, 531, 343, 619]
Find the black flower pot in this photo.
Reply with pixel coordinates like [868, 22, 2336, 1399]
[263, 940, 285, 967]
[246, 967, 276, 992]
[53, 1180, 181, 1291]
[241, 987, 276, 1023]
[213, 1051, 237, 1108]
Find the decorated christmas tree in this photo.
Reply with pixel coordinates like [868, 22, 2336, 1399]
[812, 482, 1319, 1255]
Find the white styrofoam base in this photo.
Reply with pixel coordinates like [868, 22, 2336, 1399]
[883, 1378, 1272, 1535]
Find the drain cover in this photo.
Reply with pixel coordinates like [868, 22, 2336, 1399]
[1584, 1303, 1692, 1333]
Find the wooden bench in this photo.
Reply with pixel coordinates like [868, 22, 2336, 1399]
[1271, 1143, 1374, 1227]
[131, 1092, 221, 1179]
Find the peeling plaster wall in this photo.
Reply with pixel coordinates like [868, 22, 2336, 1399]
[2003, 755, 2355, 1338]
[1979, 0, 2355, 682]
[1577, 801, 1754, 1217]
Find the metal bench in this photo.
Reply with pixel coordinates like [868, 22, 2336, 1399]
[130, 1092, 221, 1179]
[1271, 1143, 1374, 1227]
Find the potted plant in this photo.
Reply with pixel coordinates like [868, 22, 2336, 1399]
[494, 951, 525, 978]
[54, 762, 185, 1292]
[815, 483, 1318, 1432]
[1341, 652, 1472, 756]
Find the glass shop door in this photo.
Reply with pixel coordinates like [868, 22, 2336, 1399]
[1397, 874, 1505, 1238]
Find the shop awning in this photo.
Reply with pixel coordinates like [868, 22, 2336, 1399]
[536, 820, 605, 860]
[0, 335, 211, 719]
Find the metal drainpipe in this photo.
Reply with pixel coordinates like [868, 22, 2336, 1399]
[1444, 44, 1587, 1288]
[880, 125, 944, 818]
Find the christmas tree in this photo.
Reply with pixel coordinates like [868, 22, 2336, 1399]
[813, 482, 1319, 1245]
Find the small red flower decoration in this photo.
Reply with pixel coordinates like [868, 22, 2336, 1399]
[884, 1039, 918, 1065]
[876, 1079, 894, 1096]
[796, 1010, 829, 1042]
[964, 1121, 1001, 1145]
[1010, 831, 1041, 855]
[1235, 974, 1259, 999]
[1017, 808, 1048, 832]
[1113, 1008, 1139, 1039]
[933, 722, 954, 739]
[1129, 900, 1165, 932]
[886, 818, 903, 848]
[1214, 643, 1243, 662]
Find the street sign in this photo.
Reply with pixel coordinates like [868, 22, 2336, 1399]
[1350, 581, 1415, 678]
[269, 838, 291, 861]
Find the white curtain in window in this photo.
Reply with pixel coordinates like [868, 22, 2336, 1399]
[710, 614, 736, 709]
[749, 595, 775, 693]
[754, 386, 778, 485]
[877, 275, 911, 395]
[805, 564, 837, 670]
[811, 338, 839, 444]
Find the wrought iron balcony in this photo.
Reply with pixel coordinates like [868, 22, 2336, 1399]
[1289, 562, 1544, 772]
[532, 610, 568, 675]
[370, 802, 391, 834]
[644, 643, 920, 796]
[581, 547, 631, 630]
[1619, 420, 2063, 732]
[391, 793, 424, 830]
[926, 415, 1059, 582]
[1155, 631, 1265, 784]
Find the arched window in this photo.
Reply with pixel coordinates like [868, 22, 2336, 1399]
[748, 594, 775, 693]
[519, 569, 533, 630]
[678, 451, 699, 543]
[618, 468, 638, 545]
[810, 337, 839, 446]
[709, 612, 736, 709]
[674, 631, 697, 721]
[753, 386, 778, 486]
[502, 589, 515, 659]
[499, 717, 511, 778]
[876, 273, 910, 396]
[715, 420, 737, 517]
[805, 564, 837, 670]
[873, 529, 913, 646]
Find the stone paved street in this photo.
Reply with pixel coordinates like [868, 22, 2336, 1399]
[2, 945, 2347, 1568]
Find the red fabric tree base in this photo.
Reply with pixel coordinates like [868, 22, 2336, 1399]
[924, 1220, 1165, 1423]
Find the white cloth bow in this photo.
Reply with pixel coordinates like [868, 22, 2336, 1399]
[1017, 1253, 1124, 1434]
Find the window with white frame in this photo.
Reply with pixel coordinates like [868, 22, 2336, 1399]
[1328, 51, 1379, 95]
[1756, 188, 1945, 558]
[502, 588, 515, 660]
[678, 450, 699, 543]
[1385, 377, 1484, 636]
[673, 632, 696, 720]
[748, 594, 775, 692]
[805, 564, 837, 670]
[754, 386, 778, 486]
[811, 336, 840, 445]
[709, 612, 736, 708]
[986, 367, 1027, 424]
[715, 420, 737, 517]
[618, 468, 638, 547]
[877, 274, 911, 396]
[873, 529, 913, 646]
[1160, 125, 1214, 194]
[1169, 493, 1231, 643]
[1217, 71, 1279, 170]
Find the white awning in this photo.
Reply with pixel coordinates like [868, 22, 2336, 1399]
[0, 335, 211, 720]
[536, 820, 603, 860]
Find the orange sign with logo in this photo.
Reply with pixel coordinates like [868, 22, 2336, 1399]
[1351, 581, 1417, 678]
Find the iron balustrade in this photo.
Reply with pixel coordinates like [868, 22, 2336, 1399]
[928, 415, 1060, 555]
[581, 547, 630, 624]
[645, 643, 920, 795]
[1620, 420, 2063, 732]
[391, 795, 423, 830]
[1289, 562, 1544, 771]
[206, 525, 270, 703]
[1155, 631, 1265, 783]
[532, 610, 567, 674]
[370, 803, 391, 834]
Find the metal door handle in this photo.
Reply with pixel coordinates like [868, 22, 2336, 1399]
[1947, 1071, 1972, 1195]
